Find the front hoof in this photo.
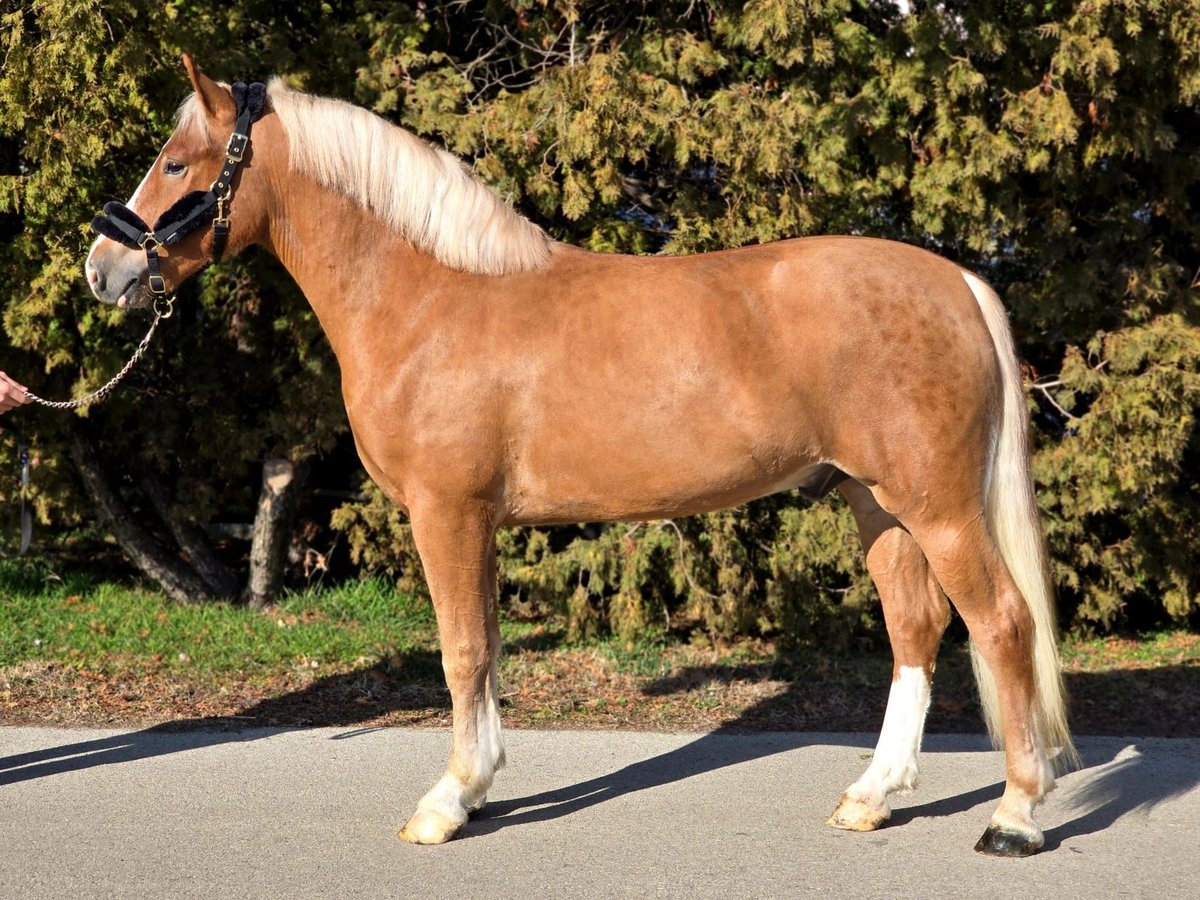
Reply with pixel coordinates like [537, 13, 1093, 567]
[826, 793, 889, 832]
[974, 825, 1043, 857]
[398, 809, 466, 845]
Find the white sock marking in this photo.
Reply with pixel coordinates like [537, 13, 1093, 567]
[849, 665, 931, 804]
[416, 665, 505, 824]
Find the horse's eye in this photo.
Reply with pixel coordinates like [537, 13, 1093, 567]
[163, 160, 187, 176]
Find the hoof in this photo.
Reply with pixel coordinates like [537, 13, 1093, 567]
[826, 793, 889, 832]
[974, 825, 1043, 857]
[398, 809, 466, 845]
[466, 793, 487, 815]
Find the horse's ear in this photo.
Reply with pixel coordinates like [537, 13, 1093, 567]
[181, 54, 235, 126]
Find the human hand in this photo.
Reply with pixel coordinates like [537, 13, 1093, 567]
[0, 372, 31, 414]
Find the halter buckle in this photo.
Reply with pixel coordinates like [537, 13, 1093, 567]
[226, 131, 249, 163]
[148, 274, 167, 295]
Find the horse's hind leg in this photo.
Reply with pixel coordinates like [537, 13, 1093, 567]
[398, 499, 504, 845]
[827, 479, 951, 832]
[905, 509, 1056, 855]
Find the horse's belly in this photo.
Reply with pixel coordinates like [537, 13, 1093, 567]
[502, 435, 828, 525]
[497, 342, 832, 523]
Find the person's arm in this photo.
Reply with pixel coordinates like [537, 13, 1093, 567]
[0, 372, 30, 414]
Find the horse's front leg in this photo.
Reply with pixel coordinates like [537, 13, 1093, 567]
[398, 500, 504, 845]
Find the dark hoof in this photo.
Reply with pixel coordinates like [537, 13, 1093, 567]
[974, 825, 1042, 857]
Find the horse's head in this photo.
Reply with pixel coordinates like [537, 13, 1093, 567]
[85, 55, 273, 308]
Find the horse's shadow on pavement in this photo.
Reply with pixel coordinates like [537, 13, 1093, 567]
[1, 646, 1197, 853]
[469, 670, 1200, 848]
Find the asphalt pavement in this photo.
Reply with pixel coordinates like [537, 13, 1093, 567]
[1, 727, 1196, 898]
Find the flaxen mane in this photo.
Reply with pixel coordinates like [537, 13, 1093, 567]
[178, 81, 552, 276]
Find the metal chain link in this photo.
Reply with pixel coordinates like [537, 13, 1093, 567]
[22, 296, 173, 411]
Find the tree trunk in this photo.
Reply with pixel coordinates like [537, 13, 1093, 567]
[243, 458, 298, 608]
[68, 426, 210, 604]
[139, 472, 240, 598]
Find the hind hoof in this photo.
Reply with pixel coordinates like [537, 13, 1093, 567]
[974, 825, 1042, 857]
[826, 793, 889, 832]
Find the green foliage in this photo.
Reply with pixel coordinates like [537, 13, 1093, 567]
[1, 1, 1197, 643]
[1036, 313, 1200, 630]
[333, 482, 876, 648]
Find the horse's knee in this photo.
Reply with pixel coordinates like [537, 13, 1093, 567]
[441, 639, 492, 686]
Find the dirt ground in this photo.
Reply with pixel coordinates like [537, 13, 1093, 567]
[3, 632, 1196, 736]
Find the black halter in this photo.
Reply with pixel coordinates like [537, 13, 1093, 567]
[92, 81, 268, 296]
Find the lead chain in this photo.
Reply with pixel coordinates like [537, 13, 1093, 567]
[22, 297, 173, 410]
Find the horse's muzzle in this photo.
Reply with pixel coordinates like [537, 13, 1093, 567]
[85, 239, 152, 308]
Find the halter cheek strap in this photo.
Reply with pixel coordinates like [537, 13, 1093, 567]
[91, 81, 267, 296]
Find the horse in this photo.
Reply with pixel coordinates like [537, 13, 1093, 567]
[83, 55, 1077, 856]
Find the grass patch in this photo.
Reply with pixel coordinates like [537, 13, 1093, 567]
[1061, 631, 1200, 670]
[0, 560, 437, 679]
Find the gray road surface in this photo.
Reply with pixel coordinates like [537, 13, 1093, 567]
[1, 727, 1196, 898]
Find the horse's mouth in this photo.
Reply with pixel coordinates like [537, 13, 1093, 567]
[115, 277, 149, 309]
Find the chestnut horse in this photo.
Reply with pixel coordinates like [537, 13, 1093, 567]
[84, 57, 1076, 856]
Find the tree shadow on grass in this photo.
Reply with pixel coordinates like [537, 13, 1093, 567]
[502, 628, 566, 655]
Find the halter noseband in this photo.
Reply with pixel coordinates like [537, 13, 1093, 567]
[91, 81, 268, 298]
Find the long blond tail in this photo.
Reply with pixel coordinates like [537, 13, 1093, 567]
[962, 270, 1079, 772]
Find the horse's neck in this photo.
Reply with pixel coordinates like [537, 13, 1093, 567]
[263, 170, 447, 355]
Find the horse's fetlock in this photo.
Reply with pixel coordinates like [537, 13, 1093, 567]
[884, 761, 920, 794]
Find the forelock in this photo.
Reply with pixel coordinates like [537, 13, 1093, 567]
[173, 92, 222, 152]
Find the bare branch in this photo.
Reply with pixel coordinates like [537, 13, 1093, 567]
[1032, 382, 1079, 421]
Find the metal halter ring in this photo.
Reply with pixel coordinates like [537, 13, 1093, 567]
[153, 294, 176, 319]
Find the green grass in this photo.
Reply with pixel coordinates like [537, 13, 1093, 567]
[4, 557, 1197, 680]
[0, 558, 710, 681]
[0, 559, 440, 678]
[1060, 629, 1200, 669]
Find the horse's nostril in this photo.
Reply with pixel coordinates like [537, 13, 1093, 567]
[91, 267, 106, 291]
